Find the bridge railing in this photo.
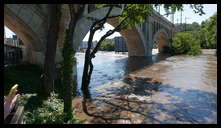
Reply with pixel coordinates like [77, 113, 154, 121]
[152, 10, 174, 27]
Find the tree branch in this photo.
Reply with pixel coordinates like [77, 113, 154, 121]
[90, 16, 128, 58]
[90, 5, 114, 32]
[107, 14, 121, 19]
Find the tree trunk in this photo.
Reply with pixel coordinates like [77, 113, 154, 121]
[81, 28, 95, 99]
[81, 43, 92, 99]
[43, 5, 61, 96]
[63, 4, 85, 113]
[81, 6, 117, 99]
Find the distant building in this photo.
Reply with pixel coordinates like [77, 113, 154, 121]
[92, 41, 98, 48]
[4, 35, 24, 65]
[113, 36, 128, 52]
[4, 37, 23, 48]
[78, 41, 98, 51]
[78, 41, 87, 51]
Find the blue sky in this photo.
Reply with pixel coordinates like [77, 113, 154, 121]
[161, 4, 217, 24]
[5, 4, 217, 41]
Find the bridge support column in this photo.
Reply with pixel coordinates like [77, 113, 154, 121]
[148, 16, 154, 56]
[21, 47, 29, 63]
[20, 44, 45, 68]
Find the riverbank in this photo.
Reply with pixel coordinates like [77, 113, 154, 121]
[201, 49, 216, 55]
[73, 53, 217, 124]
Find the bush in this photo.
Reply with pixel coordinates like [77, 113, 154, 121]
[171, 32, 201, 55]
[200, 13, 217, 49]
[190, 13, 217, 49]
[99, 39, 115, 51]
[17, 93, 84, 124]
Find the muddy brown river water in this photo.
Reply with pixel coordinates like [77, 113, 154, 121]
[73, 50, 217, 124]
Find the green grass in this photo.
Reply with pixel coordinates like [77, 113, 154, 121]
[17, 93, 84, 124]
[4, 64, 84, 124]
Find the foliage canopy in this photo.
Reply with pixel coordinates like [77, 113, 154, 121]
[171, 32, 201, 55]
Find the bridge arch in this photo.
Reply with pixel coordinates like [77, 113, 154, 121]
[4, 5, 49, 66]
[4, 4, 71, 67]
[153, 28, 170, 53]
[4, 5, 45, 52]
[73, 6, 146, 56]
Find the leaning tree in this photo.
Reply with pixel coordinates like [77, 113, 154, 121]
[80, 4, 205, 99]
[41, 4, 205, 119]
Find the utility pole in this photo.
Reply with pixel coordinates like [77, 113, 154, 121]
[185, 17, 187, 32]
[171, 12, 174, 24]
[180, 10, 183, 31]
[158, 6, 160, 14]
[180, 10, 182, 24]
[185, 17, 190, 32]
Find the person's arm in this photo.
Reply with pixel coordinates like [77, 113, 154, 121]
[4, 91, 19, 120]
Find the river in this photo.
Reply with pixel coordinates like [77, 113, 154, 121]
[73, 49, 217, 124]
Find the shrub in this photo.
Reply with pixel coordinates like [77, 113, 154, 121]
[171, 32, 201, 55]
[17, 93, 84, 124]
[99, 39, 115, 51]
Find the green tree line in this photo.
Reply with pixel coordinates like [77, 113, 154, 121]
[98, 39, 115, 51]
[174, 12, 217, 49]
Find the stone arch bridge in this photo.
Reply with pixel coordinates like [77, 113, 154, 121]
[4, 4, 179, 67]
